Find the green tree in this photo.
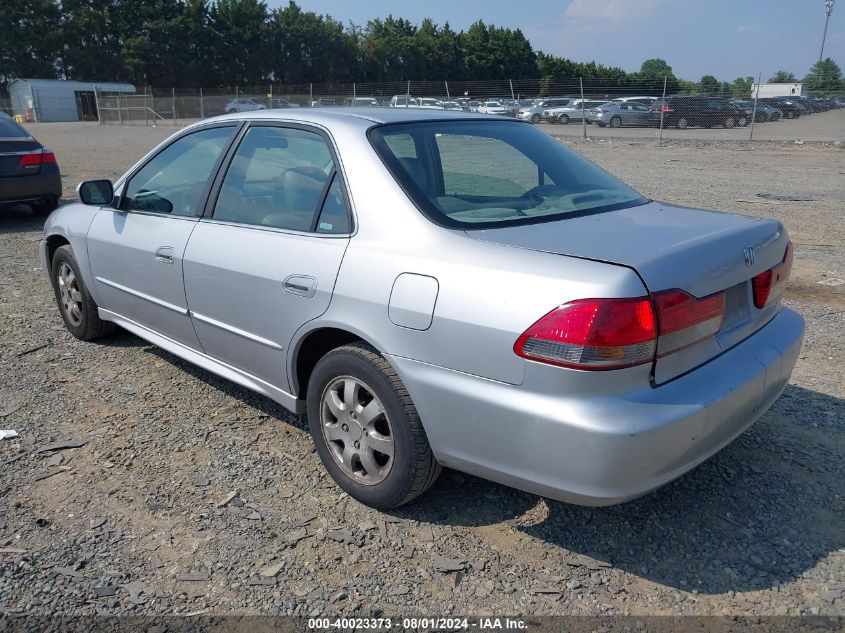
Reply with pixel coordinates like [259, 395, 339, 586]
[730, 76, 754, 97]
[638, 58, 673, 78]
[768, 70, 796, 83]
[699, 75, 720, 94]
[804, 58, 842, 93]
[0, 0, 62, 86]
[208, 0, 271, 85]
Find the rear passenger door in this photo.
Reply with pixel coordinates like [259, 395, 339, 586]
[182, 123, 352, 391]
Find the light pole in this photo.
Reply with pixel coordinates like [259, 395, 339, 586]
[820, 0, 835, 62]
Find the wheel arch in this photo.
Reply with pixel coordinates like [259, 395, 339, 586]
[290, 325, 385, 399]
[45, 234, 71, 271]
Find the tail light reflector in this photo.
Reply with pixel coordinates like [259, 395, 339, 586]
[752, 241, 793, 308]
[653, 290, 725, 357]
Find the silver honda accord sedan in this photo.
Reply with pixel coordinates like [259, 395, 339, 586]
[39, 108, 803, 509]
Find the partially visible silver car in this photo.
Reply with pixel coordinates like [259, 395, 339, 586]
[223, 99, 266, 114]
[587, 101, 653, 127]
[543, 99, 608, 124]
[40, 108, 803, 510]
[518, 98, 572, 123]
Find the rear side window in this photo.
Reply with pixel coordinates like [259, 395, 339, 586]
[213, 125, 349, 233]
[0, 116, 30, 138]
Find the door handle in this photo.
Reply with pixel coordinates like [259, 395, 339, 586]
[283, 275, 317, 298]
[155, 246, 174, 264]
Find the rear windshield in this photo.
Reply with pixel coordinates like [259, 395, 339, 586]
[369, 120, 646, 228]
[0, 116, 30, 139]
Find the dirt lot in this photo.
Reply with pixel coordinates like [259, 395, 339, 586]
[1, 123, 843, 618]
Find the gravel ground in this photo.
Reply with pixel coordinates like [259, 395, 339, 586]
[1, 123, 843, 618]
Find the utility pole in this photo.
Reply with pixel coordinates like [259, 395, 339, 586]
[820, 0, 835, 62]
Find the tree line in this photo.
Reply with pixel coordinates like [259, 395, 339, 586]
[1, 0, 842, 94]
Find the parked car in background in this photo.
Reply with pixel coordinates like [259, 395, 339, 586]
[466, 100, 482, 112]
[587, 101, 652, 127]
[761, 97, 804, 119]
[389, 95, 419, 108]
[223, 99, 266, 113]
[611, 96, 658, 106]
[0, 113, 61, 216]
[417, 98, 443, 110]
[730, 99, 782, 122]
[42, 108, 803, 510]
[519, 98, 572, 123]
[649, 97, 749, 129]
[270, 98, 300, 109]
[345, 97, 379, 107]
[310, 98, 339, 107]
[543, 99, 607, 124]
[478, 100, 508, 115]
[438, 101, 463, 110]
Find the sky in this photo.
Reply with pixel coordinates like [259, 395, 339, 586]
[275, 0, 845, 82]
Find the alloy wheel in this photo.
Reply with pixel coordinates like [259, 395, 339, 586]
[57, 262, 83, 327]
[320, 376, 394, 485]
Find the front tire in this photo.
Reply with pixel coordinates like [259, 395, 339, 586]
[530, 113, 541, 124]
[557, 114, 569, 124]
[307, 343, 441, 509]
[51, 245, 115, 341]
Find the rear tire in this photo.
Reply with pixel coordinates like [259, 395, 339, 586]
[530, 113, 540, 124]
[31, 198, 58, 217]
[307, 342, 441, 509]
[724, 117, 735, 128]
[609, 116, 622, 128]
[51, 245, 115, 341]
[557, 114, 569, 124]
[676, 117, 689, 129]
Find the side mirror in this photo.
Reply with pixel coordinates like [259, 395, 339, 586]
[77, 180, 114, 206]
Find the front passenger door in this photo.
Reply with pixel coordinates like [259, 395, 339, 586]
[87, 124, 237, 348]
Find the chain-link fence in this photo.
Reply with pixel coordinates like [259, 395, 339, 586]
[39, 76, 845, 142]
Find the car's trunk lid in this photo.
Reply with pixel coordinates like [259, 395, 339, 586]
[0, 139, 43, 177]
[466, 201, 790, 383]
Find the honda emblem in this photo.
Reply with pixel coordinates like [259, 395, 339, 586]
[743, 247, 755, 267]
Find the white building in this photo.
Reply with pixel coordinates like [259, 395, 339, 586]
[750, 82, 805, 98]
[8, 78, 135, 123]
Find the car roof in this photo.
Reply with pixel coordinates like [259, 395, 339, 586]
[205, 107, 520, 131]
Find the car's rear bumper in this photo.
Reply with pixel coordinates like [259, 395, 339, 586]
[389, 307, 803, 506]
[0, 164, 62, 206]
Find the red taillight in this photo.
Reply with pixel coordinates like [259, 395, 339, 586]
[514, 297, 657, 370]
[19, 151, 43, 167]
[515, 289, 727, 370]
[18, 149, 55, 167]
[653, 290, 725, 357]
[662, 105, 673, 112]
[752, 241, 793, 308]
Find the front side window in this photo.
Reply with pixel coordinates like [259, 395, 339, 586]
[213, 125, 344, 232]
[123, 126, 234, 216]
[370, 120, 646, 228]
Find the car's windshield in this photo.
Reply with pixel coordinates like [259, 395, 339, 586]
[369, 120, 646, 228]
